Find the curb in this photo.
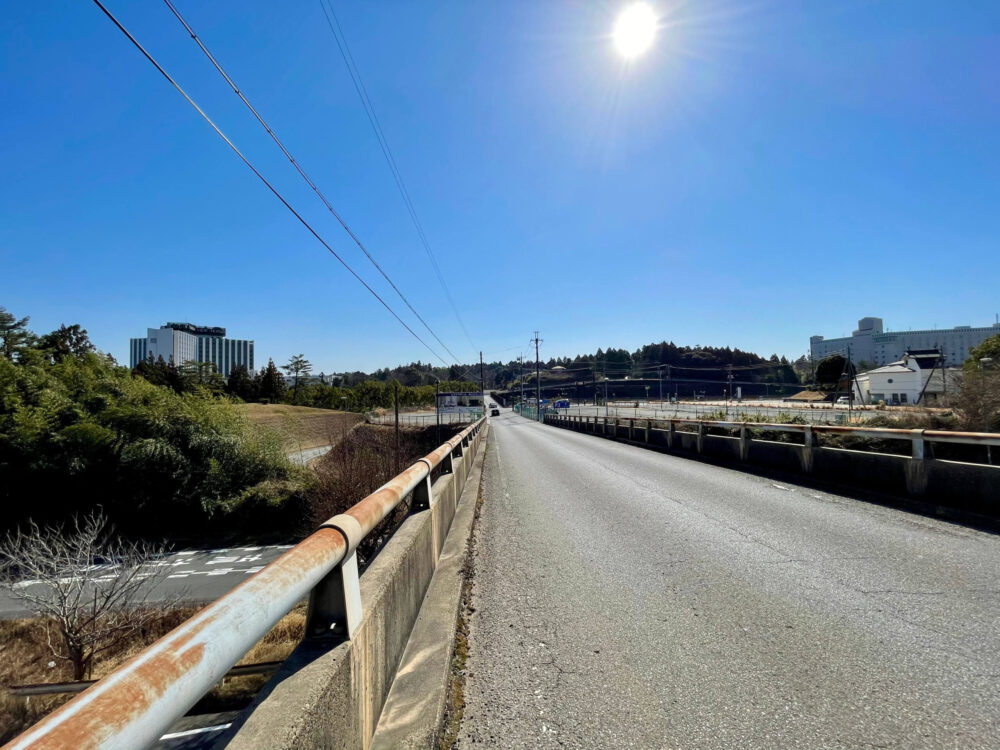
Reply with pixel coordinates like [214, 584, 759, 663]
[369, 424, 490, 749]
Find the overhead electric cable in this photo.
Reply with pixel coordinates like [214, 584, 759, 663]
[162, 0, 463, 366]
[318, 0, 477, 353]
[91, 0, 449, 366]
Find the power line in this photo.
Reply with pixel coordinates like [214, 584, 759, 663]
[318, 0, 476, 353]
[91, 0, 450, 366]
[162, 0, 464, 367]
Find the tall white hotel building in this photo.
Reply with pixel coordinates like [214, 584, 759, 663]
[129, 323, 254, 377]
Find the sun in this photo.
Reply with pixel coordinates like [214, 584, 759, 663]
[613, 3, 658, 59]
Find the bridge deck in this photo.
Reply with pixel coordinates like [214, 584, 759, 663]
[457, 409, 1000, 748]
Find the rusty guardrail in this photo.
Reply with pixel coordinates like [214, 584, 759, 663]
[3, 417, 486, 750]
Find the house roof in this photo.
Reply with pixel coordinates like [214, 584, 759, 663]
[862, 361, 915, 375]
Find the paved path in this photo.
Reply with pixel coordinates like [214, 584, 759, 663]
[457, 409, 1000, 749]
[287, 444, 333, 466]
[0, 544, 293, 618]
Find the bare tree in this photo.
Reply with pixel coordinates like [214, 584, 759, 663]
[954, 371, 1000, 433]
[0, 512, 172, 680]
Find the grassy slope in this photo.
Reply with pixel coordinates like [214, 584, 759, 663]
[242, 404, 364, 452]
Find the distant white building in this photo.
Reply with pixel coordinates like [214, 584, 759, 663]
[130, 322, 254, 377]
[853, 351, 961, 406]
[436, 391, 484, 415]
[811, 317, 1000, 367]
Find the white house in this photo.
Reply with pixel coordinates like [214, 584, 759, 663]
[853, 350, 960, 406]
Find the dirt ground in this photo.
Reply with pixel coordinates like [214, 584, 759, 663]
[242, 404, 364, 452]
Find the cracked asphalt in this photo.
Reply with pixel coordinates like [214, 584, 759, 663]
[455, 409, 1000, 749]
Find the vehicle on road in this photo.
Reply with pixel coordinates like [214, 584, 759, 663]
[836, 396, 851, 405]
[491, 407, 500, 417]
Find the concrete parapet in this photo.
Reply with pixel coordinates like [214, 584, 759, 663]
[221, 425, 488, 750]
[544, 415, 999, 522]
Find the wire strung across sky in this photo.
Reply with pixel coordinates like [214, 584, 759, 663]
[161, 0, 465, 368]
[318, 0, 477, 354]
[91, 0, 451, 367]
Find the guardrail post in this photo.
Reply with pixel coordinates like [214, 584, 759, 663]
[603, 416, 608, 436]
[800, 425, 815, 473]
[614, 418, 620, 439]
[666, 420, 675, 449]
[739, 424, 750, 461]
[628, 418, 634, 441]
[645, 419, 651, 444]
[905, 429, 929, 496]
[411, 472, 432, 512]
[307, 514, 364, 639]
[696, 421, 705, 454]
[456, 439, 468, 487]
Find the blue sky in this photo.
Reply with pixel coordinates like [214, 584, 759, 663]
[2, 1, 998, 373]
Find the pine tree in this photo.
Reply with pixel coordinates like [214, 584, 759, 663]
[0, 306, 34, 361]
[256, 359, 287, 403]
[281, 354, 312, 396]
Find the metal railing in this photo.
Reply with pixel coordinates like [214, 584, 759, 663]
[368, 412, 477, 426]
[545, 413, 1000, 468]
[560, 402, 870, 426]
[3, 417, 486, 750]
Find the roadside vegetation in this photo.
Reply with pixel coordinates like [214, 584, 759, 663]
[0, 305, 482, 741]
[0, 603, 307, 744]
[309, 423, 464, 566]
[0, 308, 305, 543]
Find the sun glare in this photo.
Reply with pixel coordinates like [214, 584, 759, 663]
[613, 3, 658, 59]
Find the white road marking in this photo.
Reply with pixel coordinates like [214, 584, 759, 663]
[159, 723, 232, 740]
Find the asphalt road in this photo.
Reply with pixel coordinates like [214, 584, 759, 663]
[457, 409, 1000, 749]
[0, 544, 293, 618]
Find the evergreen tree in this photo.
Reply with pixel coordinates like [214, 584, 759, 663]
[281, 354, 312, 396]
[255, 359, 287, 402]
[226, 364, 256, 401]
[37, 324, 94, 362]
[0, 306, 34, 361]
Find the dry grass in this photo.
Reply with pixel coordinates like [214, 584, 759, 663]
[243, 403, 364, 452]
[310, 424, 461, 566]
[0, 604, 306, 743]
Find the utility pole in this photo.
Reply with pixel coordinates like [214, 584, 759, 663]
[519, 355, 524, 412]
[435, 380, 440, 445]
[479, 351, 485, 415]
[726, 364, 734, 415]
[658, 365, 663, 404]
[532, 331, 542, 421]
[592, 367, 598, 407]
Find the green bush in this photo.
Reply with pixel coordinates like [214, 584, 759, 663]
[0, 347, 302, 540]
